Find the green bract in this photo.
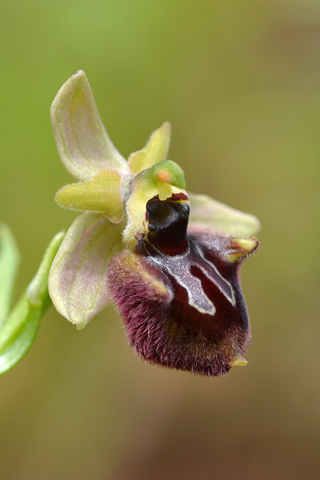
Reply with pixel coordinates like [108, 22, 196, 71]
[0, 228, 64, 374]
[48, 70, 260, 331]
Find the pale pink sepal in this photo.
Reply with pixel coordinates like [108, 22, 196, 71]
[48, 212, 124, 329]
[189, 193, 261, 237]
[50, 70, 129, 181]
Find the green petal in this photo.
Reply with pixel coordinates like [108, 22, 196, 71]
[48, 212, 124, 329]
[128, 122, 171, 174]
[188, 193, 261, 236]
[55, 168, 126, 223]
[51, 70, 129, 181]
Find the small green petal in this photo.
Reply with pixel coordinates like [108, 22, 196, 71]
[188, 193, 261, 236]
[49, 212, 124, 329]
[51, 70, 129, 181]
[128, 122, 171, 174]
[123, 160, 187, 249]
[55, 168, 126, 223]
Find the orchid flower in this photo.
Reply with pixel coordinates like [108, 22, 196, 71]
[48, 70, 260, 377]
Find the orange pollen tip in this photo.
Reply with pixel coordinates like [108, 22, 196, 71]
[157, 170, 170, 183]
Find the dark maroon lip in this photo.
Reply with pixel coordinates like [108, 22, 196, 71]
[108, 195, 257, 377]
[146, 197, 189, 256]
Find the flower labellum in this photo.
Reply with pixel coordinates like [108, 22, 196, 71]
[49, 70, 260, 376]
[108, 198, 258, 376]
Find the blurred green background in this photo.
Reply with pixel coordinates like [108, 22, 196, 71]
[1, 0, 320, 479]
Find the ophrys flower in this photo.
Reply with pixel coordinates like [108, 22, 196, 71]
[49, 70, 260, 376]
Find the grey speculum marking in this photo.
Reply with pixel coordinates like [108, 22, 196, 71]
[145, 196, 236, 316]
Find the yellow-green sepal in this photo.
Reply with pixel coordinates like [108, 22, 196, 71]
[128, 122, 171, 174]
[55, 168, 127, 223]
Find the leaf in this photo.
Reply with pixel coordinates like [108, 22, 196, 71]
[0, 223, 20, 327]
[0, 231, 65, 375]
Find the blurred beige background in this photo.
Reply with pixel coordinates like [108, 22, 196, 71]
[1, 0, 320, 479]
